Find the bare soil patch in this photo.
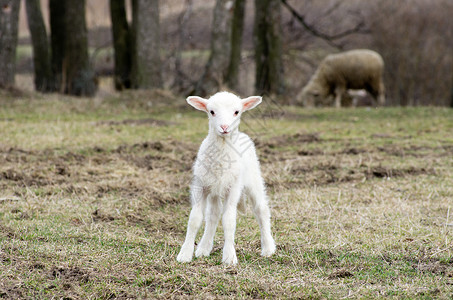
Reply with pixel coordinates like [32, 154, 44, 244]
[0, 285, 24, 300]
[0, 138, 196, 206]
[96, 118, 177, 127]
[261, 132, 321, 148]
[328, 268, 354, 279]
[48, 266, 91, 283]
[0, 131, 443, 203]
[365, 166, 435, 179]
[1, 105, 452, 298]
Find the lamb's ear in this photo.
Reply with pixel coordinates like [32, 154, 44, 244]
[241, 96, 262, 111]
[186, 96, 208, 112]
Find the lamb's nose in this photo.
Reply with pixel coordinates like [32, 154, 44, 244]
[220, 125, 229, 132]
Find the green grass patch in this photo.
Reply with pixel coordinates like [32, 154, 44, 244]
[0, 91, 452, 298]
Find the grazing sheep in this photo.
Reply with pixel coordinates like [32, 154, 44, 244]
[177, 91, 276, 265]
[297, 49, 385, 108]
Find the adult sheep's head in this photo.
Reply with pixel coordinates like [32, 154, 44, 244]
[296, 86, 323, 107]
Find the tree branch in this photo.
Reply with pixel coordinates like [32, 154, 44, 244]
[320, 0, 343, 18]
[280, 0, 369, 49]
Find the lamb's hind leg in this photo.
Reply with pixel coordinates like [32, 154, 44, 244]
[196, 195, 221, 257]
[246, 182, 276, 257]
[177, 186, 207, 263]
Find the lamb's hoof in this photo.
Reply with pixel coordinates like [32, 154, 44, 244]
[222, 249, 238, 265]
[177, 251, 193, 263]
[195, 245, 212, 257]
[222, 255, 238, 265]
[177, 244, 194, 263]
[261, 242, 276, 257]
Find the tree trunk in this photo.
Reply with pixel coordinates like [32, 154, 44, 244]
[25, 0, 53, 92]
[62, 0, 97, 96]
[450, 80, 453, 108]
[49, 0, 65, 91]
[110, 0, 132, 90]
[450, 85, 453, 108]
[0, 0, 20, 88]
[173, 0, 193, 92]
[225, 0, 245, 91]
[451, 64, 453, 108]
[131, 0, 162, 89]
[195, 0, 234, 96]
[254, 0, 284, 95]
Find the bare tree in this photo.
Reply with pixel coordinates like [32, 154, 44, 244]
[49, 0, 65, 91]
[367, 0, 453, 106]
[173, 0, 193, 92]
[110, 0, 133, 90]
[131, 0, 162, 89]
[62, 0, 97, 96]
[254, 0, 284, 95]
[280, 0, 368, 50]
[195, 0, 234, 96]
[450, 65, 453, 108]
[0, 0, 20, 88]
[225, 0, 246, 91]
[25, 0, 53, 92]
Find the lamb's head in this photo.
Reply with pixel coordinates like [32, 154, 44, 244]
[187, 91, 262, 137]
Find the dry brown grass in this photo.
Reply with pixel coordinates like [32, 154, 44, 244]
[0, 91, 452, 298]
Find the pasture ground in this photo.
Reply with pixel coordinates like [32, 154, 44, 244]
[0, 90, 452, 299]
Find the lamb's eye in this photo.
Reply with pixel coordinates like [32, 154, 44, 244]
[210, 110, 215, 116]
[234, 110, 239, 116]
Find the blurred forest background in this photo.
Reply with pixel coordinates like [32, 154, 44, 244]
[1, 0, 452, 106]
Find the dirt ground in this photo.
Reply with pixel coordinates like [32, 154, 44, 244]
[0, 94, 452, 298]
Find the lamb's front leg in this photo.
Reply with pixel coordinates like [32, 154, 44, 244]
[222, 185, 242, 265]
[196, 195, 221, 257]
[177, 188, 207, 263]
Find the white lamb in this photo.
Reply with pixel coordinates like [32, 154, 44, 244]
[177, 91, 276, 265]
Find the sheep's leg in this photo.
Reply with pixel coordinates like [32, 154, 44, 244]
[177, 188, 207, 263]
[378, 82, 385, 106]
[195, 195, 221, 257]
[222, 185, 242, 265]
[334, 87, 345, 108]
[368, 80, 385, 106]
[247, 185, 276, 257]
[334, 94, 342, 108]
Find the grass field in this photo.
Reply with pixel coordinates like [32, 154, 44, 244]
[0, 90, 452, 299]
